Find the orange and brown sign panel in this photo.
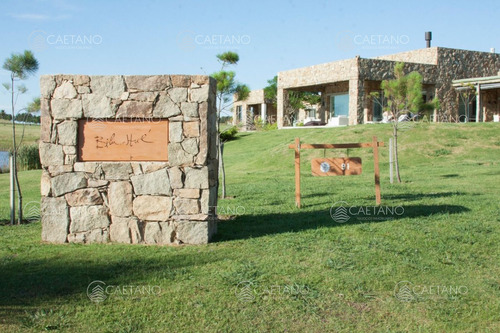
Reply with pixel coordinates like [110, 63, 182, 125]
[78, 119, 169, 161]
[311, 158, 362, 176]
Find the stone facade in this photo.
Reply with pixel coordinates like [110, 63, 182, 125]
[40, 75, 218, 245]
[277, 47, 500, 127]
[232, 89, 277, 130]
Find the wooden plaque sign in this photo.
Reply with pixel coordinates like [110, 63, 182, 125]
[289, 137, 383, 207]
[78, 119, 169, 161]
[311, 158, 362, 176]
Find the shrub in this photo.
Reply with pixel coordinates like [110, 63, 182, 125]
[12, 144, 41, 171]
[254, 117, 265, 131]
[430, 148, 451, 157]
[254, 117, 277, 131]
[220, 126, 239, 142]
[264, 123, 278, 131]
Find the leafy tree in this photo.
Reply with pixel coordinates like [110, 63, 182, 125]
[3, 50, 39, 224]
[264, 75, 320, 125]
[211, 51, 249, 198]
[0, 109, 12, 120]
[372, 62, 438, 183]
[263, 76, 278, 104]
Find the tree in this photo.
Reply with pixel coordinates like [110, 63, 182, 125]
[0, 109, 12, 120]
[3, 50, 39, 224]
[263, 76, 278, 105]
[264, 76, 320, 125]
[457, 83, 477, 122]
[211, 51, 249, 199]
[373, 62, 438, 183]
[17, 97, 41, 149]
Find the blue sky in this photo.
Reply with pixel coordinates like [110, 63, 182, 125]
[0, 0, 499, 113]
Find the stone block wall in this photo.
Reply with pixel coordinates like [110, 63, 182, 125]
[278, 58, 358, 89]
[39, 74, 218, 245]
[434, 48, 500, 116]
[277, 47, 500, 127]
[376, 47, 439, 65]
[372, 47, 500, 117]
[232, 89, 265, 129]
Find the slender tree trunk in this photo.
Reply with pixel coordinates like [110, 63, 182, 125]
[216, 95, 227, 199]
[219, 143, 226, 198]
[15, 153, 23, 224]
[10, 80, 15, 225]
[393, 123, 402, 183]
[9, 75, 23, 224]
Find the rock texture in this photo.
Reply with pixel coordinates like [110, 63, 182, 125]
[40, 75, 218, 245]
[276, 47, 500, 127]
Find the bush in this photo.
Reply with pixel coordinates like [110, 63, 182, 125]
[254, 117, 277, 131]
[13, 144, 41, 171]
[264, 123, 278, 131]
[254, 117, 265, 131]
[430, 148, 451, 157]
[220, 126, 239, 142]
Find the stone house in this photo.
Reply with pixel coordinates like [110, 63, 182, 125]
[452, 74, 500, 122]
[232, 89, 276, 130]
[276, 47, 500, 128]
[294, 101, 323, 126]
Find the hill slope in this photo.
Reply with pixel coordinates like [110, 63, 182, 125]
[0, 122, 499, 332]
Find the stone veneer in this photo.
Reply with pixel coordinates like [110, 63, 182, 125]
[277, 47, 500, 127]
[232, 89, 277, 130]
[39, 74, 218, 245]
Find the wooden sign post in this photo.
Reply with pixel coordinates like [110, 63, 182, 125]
[294, 137, 301, 208]
[289, 136, 384, 208]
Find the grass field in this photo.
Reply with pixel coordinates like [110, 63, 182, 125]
[0, 119, 40, 151]
[0, 122, 499, 332]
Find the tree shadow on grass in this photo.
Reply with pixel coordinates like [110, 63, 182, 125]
[381, 191, 468, 202]
[224, 133, 252, 142]
[0, 245, 223, 323]
[440, 174, 460, 178]
[0, 219, 40, 226]
[301, 192, 332, 199]
[213, 204, 470, 242]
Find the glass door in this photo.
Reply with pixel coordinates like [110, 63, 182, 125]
[330, 94, 349, 117]
[372, 93, 383, 122]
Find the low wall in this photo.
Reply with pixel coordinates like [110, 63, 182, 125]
[39, 74, 218, 245]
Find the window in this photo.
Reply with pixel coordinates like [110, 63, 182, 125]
[330, 94, 349, 117]
[246, 107, 254, 125]
[236, 106, 242, 122]
[307, 108, 316, 118]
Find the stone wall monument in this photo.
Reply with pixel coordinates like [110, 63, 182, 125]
[39, 75, 218, 245]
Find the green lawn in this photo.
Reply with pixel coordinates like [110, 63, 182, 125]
[0, 122, 499, 332]
[0, 120, 40, 151]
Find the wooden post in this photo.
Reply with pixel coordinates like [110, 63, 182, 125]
[389, 137, 393, 184]
[294, 137, 301, 208]
[372, 136, 381, 205]
[10, 155, 15, 225]
[476, 84, 481, 122]
[289, 138, 383, 207]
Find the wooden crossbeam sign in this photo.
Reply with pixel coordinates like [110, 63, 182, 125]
[289, 136, 384, 208]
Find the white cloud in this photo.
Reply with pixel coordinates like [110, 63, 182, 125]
[9, 13, 71, 21]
